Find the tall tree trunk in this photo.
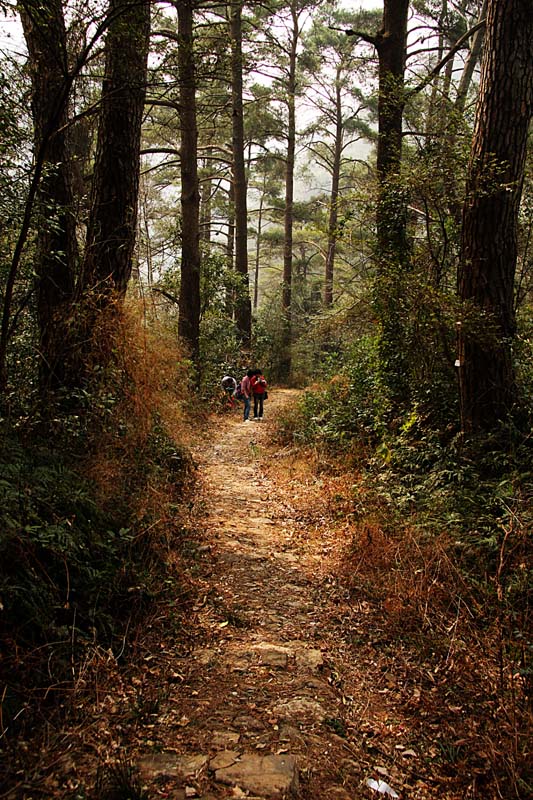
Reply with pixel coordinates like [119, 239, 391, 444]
[281, 3, 298, 380]
[374, 0, 410, 408]
[458, 0, 533, 432]
[176, 0, 201, 361]
[18, 0, 77, 389]
[325, 71, 342, 308]
[375, 0, 408, 259]
[425, 0, 447, 139]
[447, 0, 487, 228]
[82, 0, 150, 297]
[229, 0, 252, 348]
[200, 177, 212, 245]
[454, 0, 488, 116]
[226, 177, 236, 317]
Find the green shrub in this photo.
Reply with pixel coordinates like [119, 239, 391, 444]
[0, 432, 130, 657]
[0, 407, 191, 736]
[278, 333, 387, 450]
[198, 310, 242, 404]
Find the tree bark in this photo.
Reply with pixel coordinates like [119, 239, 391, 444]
[176, 0, 201, 361]
[200, 177, 212, 245]
[458, 0, 533, 432]
[229, 0, 252, 348]
[375, 0, 409, 262]
[324, 69, 342, 308]
[280, 2, 298, 380]
[82, 0, 150, 297]
[226, 175, 236, 317]
[374, 0, 410, 407]
[18, 0, 77, 388]
[254, 191, 264, 310]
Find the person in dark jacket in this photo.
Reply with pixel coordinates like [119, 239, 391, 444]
[221, 375, 237, 408]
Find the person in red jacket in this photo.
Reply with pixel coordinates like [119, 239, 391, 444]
[251, 369, 268, 421]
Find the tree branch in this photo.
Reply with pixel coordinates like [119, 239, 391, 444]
[151, 287, 180, 305]
[328, 25, 378, 48]
[406, 19, 486, 99]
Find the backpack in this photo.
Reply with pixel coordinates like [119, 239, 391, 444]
[234, 381, 244, 400]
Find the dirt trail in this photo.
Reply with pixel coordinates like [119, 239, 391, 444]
[3, 391, 508, 799]
[137, 389, 366, 799]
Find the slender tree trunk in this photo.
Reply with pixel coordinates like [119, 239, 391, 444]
[458, 0, 533, 432]
[82, 0, 150, 297]
[281, 4, 298, 380]
[200, 177, 212, 245]
[176, 0, 201, 361]
[283, 56, 296, 312]
[425, 0, 447, 139]
[447, 0, 487, 228]
[18, 0, 77, 389]
[325, 72, 342, 308]
[455, 0, 488, 116]
[226, 177, 236, 317]
[229, 0, 252, 347]
[141, 184, 154, 288]
[254, 192, 264, 310]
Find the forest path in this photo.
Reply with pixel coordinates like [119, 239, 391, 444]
[135, 389, 413, 800]
[137, 388, 358, 799]
[3, 392, 505, 800]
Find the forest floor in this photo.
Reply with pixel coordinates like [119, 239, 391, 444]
[6, 389, 508, 800]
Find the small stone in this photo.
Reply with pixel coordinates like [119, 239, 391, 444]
[215, 753, 299, 798]
[195, 648, 217, 666]
[139, 753, 208, 779]
[295, 648, 323, 672]
[273, 697, 324, 722]
[278, 724, 306, 747]
[252, 643, 292, 668]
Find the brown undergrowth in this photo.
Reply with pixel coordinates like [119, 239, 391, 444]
[263, 438, 532, 799]
[73, 297, 203, 648]
[0, 301, 202, 797]
[3, 384, 530, 799]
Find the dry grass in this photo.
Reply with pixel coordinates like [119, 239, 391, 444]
[340, 512, 532, 796]
[81, 300, 196, 512]
[265, 437, 532, 798]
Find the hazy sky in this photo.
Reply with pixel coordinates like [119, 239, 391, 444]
[0, 12, 23, 56]
[0, 2, 386, 55]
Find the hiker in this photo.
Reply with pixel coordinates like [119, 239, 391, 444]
[240, 369, 254, 422]
[221, 375, 237, 408]
[251, 369, 268, 421]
